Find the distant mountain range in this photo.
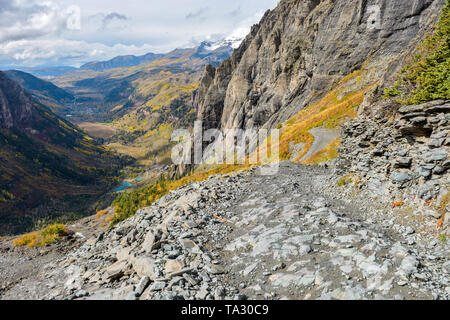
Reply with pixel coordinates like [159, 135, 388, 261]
[2, 37, 243, 79]
[79, 52, 164, 72]
[51, 40, 238, 121]
[77, 39, 239, 72]
[0, 71, 123, 235]
[3, 66, 79, 78]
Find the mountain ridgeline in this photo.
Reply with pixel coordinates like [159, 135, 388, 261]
[77, 43, 233, 72]
[4, 70, 74, 114]
[0, 71, 124, 235]
[80, 53, 164, 72]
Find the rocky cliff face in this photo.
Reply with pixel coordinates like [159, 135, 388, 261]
[4, 70, 74, 114]
[196, 0, 445, 133]
[192, 0, 448, 210]
[0, 72, 34, 129]
[337, 99, 449, 217]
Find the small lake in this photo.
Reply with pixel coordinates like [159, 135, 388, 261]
[113, 178, 143, 192]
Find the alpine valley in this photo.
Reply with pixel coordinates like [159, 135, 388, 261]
[0, 0, 448, 301]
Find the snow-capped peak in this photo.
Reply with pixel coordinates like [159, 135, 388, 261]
[202, 36, 244, 51]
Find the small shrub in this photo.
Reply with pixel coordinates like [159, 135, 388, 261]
[384, 0, 450, 104]
[438, 192, 449, 211]
[41, 224, 69, 238]
[12, 232, 40, 248]
[337, 174, 353, 187]
[96, 209, 108, 218]
[383, 85, 402, 99]
[393, 201, 405, 208]
[12, 223, 70, 248]
[438, 234, 447, 242]
[0, 190, 15, 203]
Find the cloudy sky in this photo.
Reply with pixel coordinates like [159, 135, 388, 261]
[0, 0, 279, 68]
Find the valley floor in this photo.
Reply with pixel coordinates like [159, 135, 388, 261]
[0, 162, 448, 300]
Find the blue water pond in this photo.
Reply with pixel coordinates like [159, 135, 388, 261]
[114, 181, 134, 192]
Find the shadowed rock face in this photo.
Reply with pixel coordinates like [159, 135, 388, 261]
[0, 71, 34, 129]
[196, 0, 445, 135]
[4, 70, 75, 113]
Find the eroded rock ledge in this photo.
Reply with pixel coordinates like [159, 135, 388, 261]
[337, 100, 449, 225]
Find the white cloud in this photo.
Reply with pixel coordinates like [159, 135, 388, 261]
[226, 10, 267, 40]
[0, 0, 69, 43]
[0, 39, 163, 67]
[0, 0, 279, 67]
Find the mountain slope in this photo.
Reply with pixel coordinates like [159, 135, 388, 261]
[4, 70, 74, 114]
[196, 0, 445, 134]
[0, 71, 123, 235]
[192, 0, 448, 220]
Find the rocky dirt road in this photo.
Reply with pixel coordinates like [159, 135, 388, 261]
[299, 127, 341, 162]
[1, 162, 448, 300]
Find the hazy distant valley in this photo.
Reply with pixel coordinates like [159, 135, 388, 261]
[0, 40, 236, 235]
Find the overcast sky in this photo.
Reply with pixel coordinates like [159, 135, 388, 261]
[0, 0, 279, 68]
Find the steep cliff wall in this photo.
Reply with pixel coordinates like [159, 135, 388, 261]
[0, 72, 34, 129]
[196, 0, 445, 134]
